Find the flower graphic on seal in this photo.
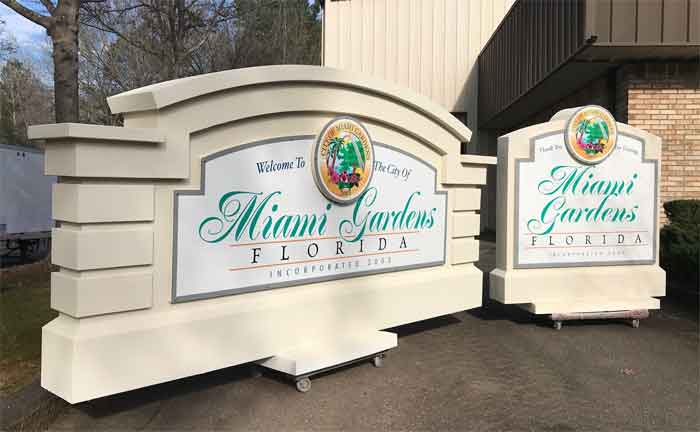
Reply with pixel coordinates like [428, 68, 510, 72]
[565, 105, 617, 165]
[576, 117, 609, 155]
[313, 117, 374, 204]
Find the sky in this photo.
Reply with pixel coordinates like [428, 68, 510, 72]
[1, 3, 53, 83]
[2, 0, 322, 60]
[0, 3, 46, 45]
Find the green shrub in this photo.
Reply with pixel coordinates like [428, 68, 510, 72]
[660, 200, 699, 292]
[663, 200, 700, 225]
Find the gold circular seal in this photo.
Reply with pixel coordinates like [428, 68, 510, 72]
[313, 117, 374, 204]
[565, 105, 618, 165]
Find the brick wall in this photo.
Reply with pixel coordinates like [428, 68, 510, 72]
[618, 63, 700, 224]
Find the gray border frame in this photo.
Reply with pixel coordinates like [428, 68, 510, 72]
[513, 131, 658, 269]
[172, 136, 448, 303]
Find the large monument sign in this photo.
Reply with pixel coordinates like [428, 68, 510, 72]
[490, 106, 665, 320]
[30, 66, 493, 403]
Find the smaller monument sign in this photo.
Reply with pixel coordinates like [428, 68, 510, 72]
[491, 106, 665, 322]
[515, 106, 656, 268]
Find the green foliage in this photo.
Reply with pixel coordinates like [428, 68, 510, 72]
[663, 200, 700, 225]
[0, 265, 56, 394]
[328, 136, 343, 163]
[660, 200, 700, 292]
[336, 138, 365, 174]
[587, 119, 608, 141]
[577, 118, 609, 154]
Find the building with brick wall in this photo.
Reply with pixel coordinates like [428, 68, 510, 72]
[487, 62, 699, 225]
[322, 0, 699, 231]
[620, 64, 700, 224]
[477, 1, 699, 230]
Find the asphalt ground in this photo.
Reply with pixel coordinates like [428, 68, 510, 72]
[48, 242, 699, 431]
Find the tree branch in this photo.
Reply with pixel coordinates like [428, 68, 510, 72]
[0, 0, 51, 27]
[38, 0, 55, 14]
[80, 19, 159, 57]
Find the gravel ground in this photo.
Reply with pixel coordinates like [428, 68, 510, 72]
[48, 242, 699, 431]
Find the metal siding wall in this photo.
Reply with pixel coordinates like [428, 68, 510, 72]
[478, 0, 588, 129]
[663, 0, 689, 43]
[587, 0, 697, 45]
[691, 0, 700, 43]
[323, 0, 514, 131]
[611, 0, 637, 43]
[637, 0, 663, 43]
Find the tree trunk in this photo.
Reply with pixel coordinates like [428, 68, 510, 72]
[48, 0, 79, 123]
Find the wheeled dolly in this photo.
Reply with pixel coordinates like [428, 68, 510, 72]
[256, 330, 397, 393]
[550, 309, 649, 330]
[292, 352, 387, 393]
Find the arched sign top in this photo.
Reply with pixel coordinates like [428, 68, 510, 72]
[106, 65, 472, 143]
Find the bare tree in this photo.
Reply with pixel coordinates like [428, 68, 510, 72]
[0, 18, 17, 60]
[75, 0, 321, 124]
[78, 26, 124, 125]
[231, 0, 321, 68]
[1, 0, 81, 123]
[81, 0, 236, 80]
[0, 59, 54, 145]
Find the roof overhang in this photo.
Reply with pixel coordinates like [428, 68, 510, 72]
[480, 44, 699, 131]
[478, 0, 699, 131]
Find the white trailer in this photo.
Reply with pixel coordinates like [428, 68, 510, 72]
[0, 144, 55, 262]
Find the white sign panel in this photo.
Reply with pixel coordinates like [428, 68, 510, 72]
[173, 138, 446, 301]
[515, 133, 657, 268]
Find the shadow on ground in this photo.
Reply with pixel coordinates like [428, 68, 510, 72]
[45, 239, 699, 431]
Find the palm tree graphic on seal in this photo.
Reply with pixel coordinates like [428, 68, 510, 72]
[326, 132, 366, 192]
[575, 117, 610, 156]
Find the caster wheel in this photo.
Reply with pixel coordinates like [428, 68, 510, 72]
[250, 365, 262, 378]
[296, 377, 311, 393]
[553, 321, 562, 331]
[632, 319, 640, 328]
[372, 354, 385, 368]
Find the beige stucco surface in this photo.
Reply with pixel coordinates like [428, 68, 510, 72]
[30, 65, 494, 403]
[489, 111, 666, 314]
[322, 0, 516, 132]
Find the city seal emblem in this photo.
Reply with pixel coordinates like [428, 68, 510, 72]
[313, 117, 375, 204]
[565, 105, 618, 165]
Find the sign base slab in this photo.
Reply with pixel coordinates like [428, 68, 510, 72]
[257, 330, 397, 378]
[42, 266, 481, 403]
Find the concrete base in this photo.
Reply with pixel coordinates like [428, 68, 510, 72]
[258, 330, 397, 377]
[42, 264, 483, 404]
[490, 265, 665, 315]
